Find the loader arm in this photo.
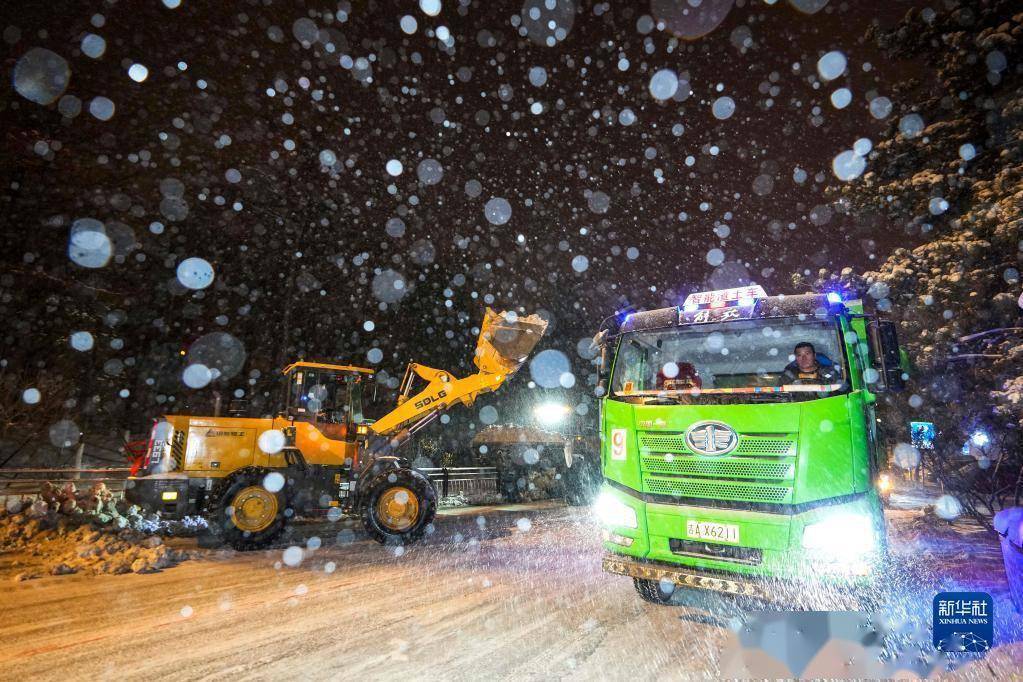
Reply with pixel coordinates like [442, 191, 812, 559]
[368, 363, 508, 437]
[365, 308, 549, 451]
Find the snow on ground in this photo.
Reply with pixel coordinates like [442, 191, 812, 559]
[1, 493, 1020, 679]
[878, 483, 1023, 676]
[886, 483, 1018, 621]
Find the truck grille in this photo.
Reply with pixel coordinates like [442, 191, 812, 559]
[644, 477, 792, 503]
[639, 433, 795, 457]
[640, 431, 796, 505]
[642, 456, 793, 480]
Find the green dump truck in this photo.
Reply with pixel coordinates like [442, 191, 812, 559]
[592, 286, 905, 605]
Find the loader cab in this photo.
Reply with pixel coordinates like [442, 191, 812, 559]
[280, 362, 375, 442]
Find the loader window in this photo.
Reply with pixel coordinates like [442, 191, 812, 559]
[284, 370, 367, 441]
[288, 370, 346, 423]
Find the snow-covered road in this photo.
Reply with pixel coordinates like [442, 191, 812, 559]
[1, 500, 1021, 679]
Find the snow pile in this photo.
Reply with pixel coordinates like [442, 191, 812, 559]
[1, 507, 191, 580]
[6, 480, 205, 536]
[992, 376, 1023, 421]
[437, 491, 471, 508]
[36, 479, 135, 522]
[437, 490, 505, 508]
[1, 481, 203, 580]
[887, 505, 963, 545]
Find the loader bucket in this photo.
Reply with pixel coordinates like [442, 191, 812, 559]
[475, 308, 549, 375]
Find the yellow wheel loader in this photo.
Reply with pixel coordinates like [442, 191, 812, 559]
[125, 309, 547, 550]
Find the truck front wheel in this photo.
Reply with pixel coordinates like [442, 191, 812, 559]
[633, 578, 676, 605]
[361, 470, 437, 546]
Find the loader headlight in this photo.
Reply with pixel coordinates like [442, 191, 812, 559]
[802, 513, 875, 558]
[161, 490, 178, 501]
[356, 425, 369, 435]
[877, 473, 893, 493]
[594, 492, 638, 529]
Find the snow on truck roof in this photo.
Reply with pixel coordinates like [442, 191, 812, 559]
[620, 293, 862, 334]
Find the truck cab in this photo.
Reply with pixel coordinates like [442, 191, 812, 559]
[594, 286, 905, 604]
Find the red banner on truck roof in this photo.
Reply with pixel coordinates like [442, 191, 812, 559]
[682, 285, 768, 311]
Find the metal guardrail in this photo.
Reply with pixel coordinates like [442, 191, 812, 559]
[0, 468, 132, 476]
[0, 466, 500, 502]
[419, 467, 498, 498]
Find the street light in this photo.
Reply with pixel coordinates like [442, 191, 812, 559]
[534, 402, 571, 426]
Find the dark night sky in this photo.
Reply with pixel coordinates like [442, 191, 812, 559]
[0, 0, 932, 437]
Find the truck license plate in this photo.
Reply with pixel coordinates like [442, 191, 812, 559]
[686, 520, 740, 544]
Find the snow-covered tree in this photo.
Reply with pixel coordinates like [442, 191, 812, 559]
[802, 0, 1023, 520]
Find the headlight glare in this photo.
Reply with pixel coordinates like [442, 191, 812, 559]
[802, 513, 875, 558]
[593, 492, 638, 529]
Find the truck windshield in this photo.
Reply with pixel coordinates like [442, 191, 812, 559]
[610, 317, 848, 404]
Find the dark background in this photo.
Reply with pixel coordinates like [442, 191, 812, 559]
[0, 0, 931, 449]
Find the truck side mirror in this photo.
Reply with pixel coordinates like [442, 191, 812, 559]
[868, 319, 906, 392]
[879, 320, 907, 391]
[591, 329, 611, 396]
[589, 329, 608, 372]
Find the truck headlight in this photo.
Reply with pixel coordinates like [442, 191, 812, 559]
[802, 513, 875, 558]
[594, 492, 638, 529]
[877, 473, 893, 493]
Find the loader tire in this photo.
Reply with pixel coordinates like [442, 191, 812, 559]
[361, 469, 437, 546]
[211, 467, 291, 551]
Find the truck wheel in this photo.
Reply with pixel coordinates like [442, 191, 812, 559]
[361, 469, 437, 546]
[212, 467, 290, 551]
[633, 578, 676, 605]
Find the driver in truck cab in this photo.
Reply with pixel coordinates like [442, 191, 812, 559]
[781, 342, 841, 384]
[656, 361, 702, 391]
